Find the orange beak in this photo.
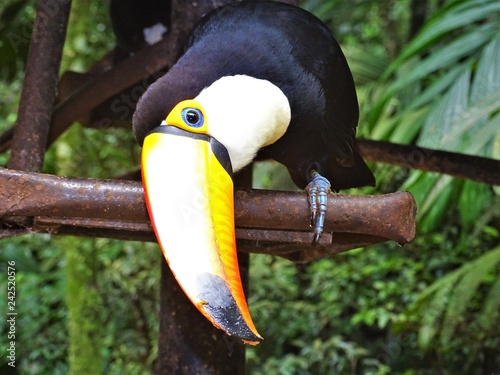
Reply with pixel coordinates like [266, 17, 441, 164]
[140, 101, 262, 344]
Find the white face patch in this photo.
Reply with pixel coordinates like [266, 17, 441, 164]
[195, 75, 291, 172]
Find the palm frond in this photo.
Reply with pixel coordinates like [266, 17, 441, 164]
[408, 246, 500, 349]
[382, 0, 500, 79]
[358, 0, 499, 231]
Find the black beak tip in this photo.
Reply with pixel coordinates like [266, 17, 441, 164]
[197, 272, 262, 342]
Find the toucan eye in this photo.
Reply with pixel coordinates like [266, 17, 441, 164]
[181, 108, 204, 128]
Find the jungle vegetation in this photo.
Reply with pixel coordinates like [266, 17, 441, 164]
[0, 0, 498, 374]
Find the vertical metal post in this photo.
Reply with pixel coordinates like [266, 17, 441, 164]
[157, 263, 246, 375]
[8, 0, 72, 171]
[155, 2, 250, 373]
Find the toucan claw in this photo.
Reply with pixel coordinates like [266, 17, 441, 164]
[306, 171, 331, 244]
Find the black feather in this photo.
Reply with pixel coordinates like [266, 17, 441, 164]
[133, 1, 375, 190]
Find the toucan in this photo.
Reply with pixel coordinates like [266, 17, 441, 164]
[133, 1, 375, 345]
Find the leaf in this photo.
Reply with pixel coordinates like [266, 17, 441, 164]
[479, 264, 500, 329]
[344, 46, 389, 85]
[409, 247, 500, 349]
[418, 68, 471, 150]
[389, 107, 428, 144]
[458, 180, 493, 229]
[441, 247, 500, 340]
[401, 172, 455, 231]
[368, 0, 498, 128]
[405, 65, 466, 112]
[470, 35, 500, 105]
[394, 34, 500, 230]
[383, 0, 500, 79]
[394, 23, 494, 94]
[417, 273, 459, 348]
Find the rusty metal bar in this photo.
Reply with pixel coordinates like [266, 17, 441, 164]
[8, 0, 72, 171]
[234, 189, 415, 244]
[0, 167, 416, 243]
[0, 167, 417, 261]
[48, 36, 176, 146]
[358, 139, 500, 186]
[0, 168, 146, 221]
[0, 34, 176, 154]
[238, 233, 390, 263]
[25, 217, 394, 263]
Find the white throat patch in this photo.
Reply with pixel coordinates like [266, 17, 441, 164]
[195, 75, 291, 172]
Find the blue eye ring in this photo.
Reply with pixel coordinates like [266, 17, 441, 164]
[181, 107, 204, 128]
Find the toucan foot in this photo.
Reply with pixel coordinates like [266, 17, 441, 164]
[305, 171, 331, 244]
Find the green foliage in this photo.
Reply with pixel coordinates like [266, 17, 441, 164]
[65, 236, 104, 375]
[0, 0, 499, 374]
[246, 248, 411, 374]
[397, 246, 500, 350]
[351, 0, 500, 234]
[0, 235, 161, 374]
[302, 0, 413, 59]
[54, 123, 140, 178]
[60, 0, 113, 73]
[248, 222, 500, 374]
[0, 0, 35, 81]
[0, 235, 69, 374]
[93, 239, 160, 375]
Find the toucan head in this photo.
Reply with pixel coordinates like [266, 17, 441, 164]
[139, 75, 290, 344]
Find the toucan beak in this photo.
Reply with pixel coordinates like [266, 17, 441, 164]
[141, 119, 262, 345]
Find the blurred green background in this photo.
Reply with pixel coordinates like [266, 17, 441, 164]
[0, 0, 498, 374]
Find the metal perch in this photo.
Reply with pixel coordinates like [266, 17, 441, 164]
[0, 167, 416, 262]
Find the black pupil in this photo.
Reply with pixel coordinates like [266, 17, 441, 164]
[186, 110, 199, 124]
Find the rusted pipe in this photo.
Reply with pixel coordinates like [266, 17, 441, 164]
[0, 167, 416, 249]
[0, 29, 178, 154]
[358, 139, 500, 186]
[234, 189, 415, 244]
[48, 37, 175, 146]
[8, 0, 72, 172]
[0, 168, 146, 221]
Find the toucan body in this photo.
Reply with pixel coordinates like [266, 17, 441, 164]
[134, 1, 375, 344]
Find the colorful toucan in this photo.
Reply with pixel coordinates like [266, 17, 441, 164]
[133, 1, 374, 345]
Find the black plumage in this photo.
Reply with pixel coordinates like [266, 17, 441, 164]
[133, 1, 375, 191]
